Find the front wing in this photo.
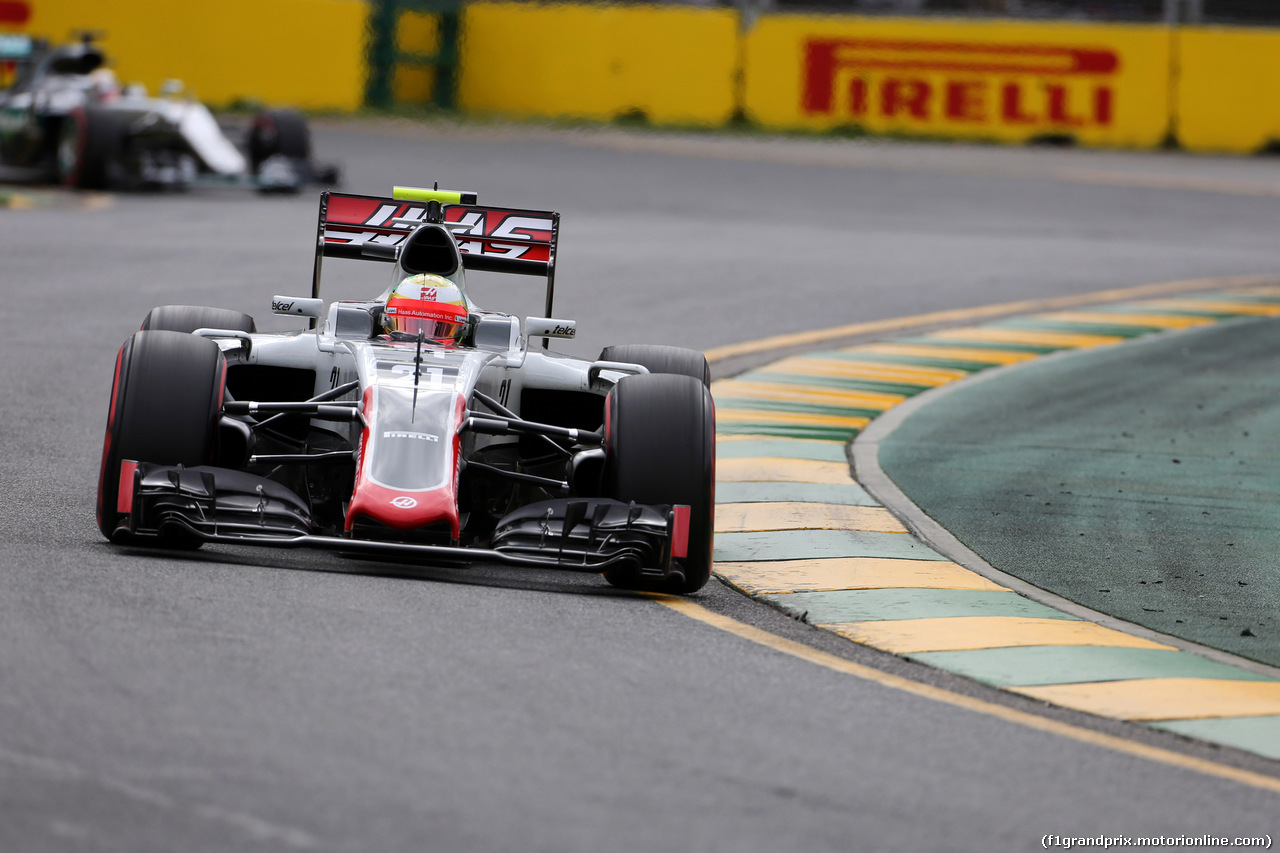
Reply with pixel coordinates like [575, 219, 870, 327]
[117, 463, 692, 584]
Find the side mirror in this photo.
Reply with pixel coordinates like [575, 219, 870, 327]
[525, 317, 576, 340]
[271, 296, 324, 319]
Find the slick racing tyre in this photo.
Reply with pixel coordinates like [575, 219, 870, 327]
[247, 109, 311, 173]
[142, 305, 257, 335]
[598, 344, 709, 388]
[97, 330, 226, 546]
[57, 107, 124, 190]
[602, 373, 715, 594]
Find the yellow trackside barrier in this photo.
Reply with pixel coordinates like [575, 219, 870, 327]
[454, 1, 738, 126]
[25, 0, 366, 110]
[16, 0, 1280, 156]
[393, 9, 443, 105]
[1176, 26, 1280, 154]
[742, 15, 1172, 148]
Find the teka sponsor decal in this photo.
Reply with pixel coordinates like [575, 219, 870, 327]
[802, 38, 1119, 129]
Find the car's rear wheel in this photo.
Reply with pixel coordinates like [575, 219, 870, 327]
[141, 305, 256, 334]
[247, 109, 310, 173]
[598, 344, 709, 387]
[97, 330, 227, 546]
[602, 373, 715, 594]
[57, 107, 124, 190]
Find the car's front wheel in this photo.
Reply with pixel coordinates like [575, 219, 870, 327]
[598, 344, 709, 388]
[57, 107, 123, 190]
[247, 109, 311, 173]
[602, 373, 715, 594]
[97, 330, 226, 545]
[141, 305, 257, 335]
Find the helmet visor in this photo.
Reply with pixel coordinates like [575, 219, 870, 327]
[384, 298, 467, 340]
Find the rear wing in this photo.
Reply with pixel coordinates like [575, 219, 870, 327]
[312, 188, 561, 318]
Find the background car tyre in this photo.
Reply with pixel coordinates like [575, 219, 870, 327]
[602, 373, 715, 594]
[247, 109, 311, 173]
[598, 344, 710, 387]
[141, 305, 257, 334]
[96, 330, 227, 545]
[57, 107, 123, 190]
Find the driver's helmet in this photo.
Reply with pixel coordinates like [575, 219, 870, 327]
[383, 273, 468, 342]
[89, 68, 120, 101]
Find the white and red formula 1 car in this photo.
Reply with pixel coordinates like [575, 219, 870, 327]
[96, 186, 715, 594]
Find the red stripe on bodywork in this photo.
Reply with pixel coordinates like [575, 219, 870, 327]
[344, 389, 464, 539]
[671, 504, 690, 559]
[117, 461, 138, 514]
[96, 344, 127, 528]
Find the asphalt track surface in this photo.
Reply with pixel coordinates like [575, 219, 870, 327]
[4, 120, 1280, 851]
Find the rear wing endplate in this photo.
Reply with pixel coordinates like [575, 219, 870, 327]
[312, 190, 561, 318]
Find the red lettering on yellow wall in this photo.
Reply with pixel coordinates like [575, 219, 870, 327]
[1094, 87, 1113, 125]
[1047, 84, 1085, 126]
[1002, 83, 1038, 124]
[803, 37, 1120, 131]
[0, 1, 29, 25]
[945, 81, 986, 122]
[882, 78, 931, 118]
[849, 77, 869, 116]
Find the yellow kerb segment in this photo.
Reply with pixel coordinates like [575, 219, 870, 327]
[1011, 678, 1280, 721]
[1139, 299, 1280, 316]
[1031, 311, 1215, 330]
[711, 379, 904, 411]
[759, 356, 967, 386]
[714, 557, 1005, 594]
[715, 409, 871, 431]
[822, 616, 1177, 654]
[715, 502, 907, 534]
[855, 343, 1038, 365]
[927, 327, 1124, 349]
[715, 457, 854, 484]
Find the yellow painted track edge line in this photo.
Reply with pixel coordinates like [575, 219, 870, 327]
[649, 594, 1280, 796]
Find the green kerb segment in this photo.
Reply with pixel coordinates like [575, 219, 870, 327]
[825, 351, 1001, 372]
[758, 588, 1076, 624]
[745, 372, 933, 397]
[715, 439, 849, 462]
[910, 646, 1275, 688]
[715, 530, 945, 563]
[1151, 716, 1280, 761]
[1210, 292, 1280, 304]
[889, 336, 1063, 355]
[715, 482, 878, 507]
[716, 422, 861, 442]
[713, 397, 886, 420]
[989, 319, 1162, 339]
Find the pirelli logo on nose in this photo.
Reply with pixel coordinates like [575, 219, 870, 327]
[802, 38, 1120, 129]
